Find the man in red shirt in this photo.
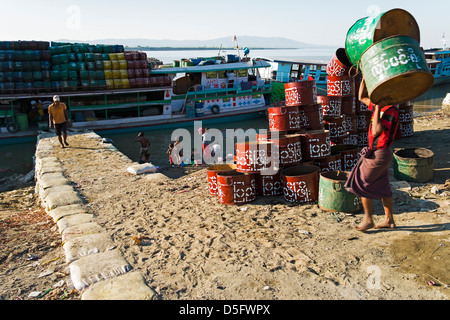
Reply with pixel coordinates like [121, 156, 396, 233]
[345, 78, 399, 231]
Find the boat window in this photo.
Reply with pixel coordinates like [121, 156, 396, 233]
[292, 64, 299, 71]
[218, 71, 227, 78]
[206, 71, 217, 79]
[238, 69, 247, 77]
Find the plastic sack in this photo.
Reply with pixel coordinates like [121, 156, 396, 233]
[126, 163, 158, 175]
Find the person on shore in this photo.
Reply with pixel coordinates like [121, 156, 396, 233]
[345, 78, 400, 232]
[48, 95, 70, 148]
[135, 132, 150, 163]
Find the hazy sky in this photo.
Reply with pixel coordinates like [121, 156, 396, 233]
[1, 0, 448, 49]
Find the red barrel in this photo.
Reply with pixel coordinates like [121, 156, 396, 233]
[314, 152, 342, 172]
[341, 96, 356, 114]
[356, 100, 370, 113]
[285, 80, 316, 106]
[217, 171, 256, 205]
[317, 95, 342, 117]
[356, 112, 371, 131]
[207, 164, 237, 196]
[330, 133, 349, 146]
[398, 104, 414, 123]
[257, 133, 302, 165]
[235, 141, 278, 174]
[299, 130, 331, 160]
[281, 165, 321, 203]
[255, 171, 283, 196]
[357, 130, 368, 147]
[343, 114, 356, 131]
[324, 116, 347, 139]
[326, 48, 353, 77]
[331, 144, 359, 171]
[298, 104, 324, 130]
[327, 75, 353, 97]
[268, 105, 301, 132]
[344, 130, 359, 146]
[398, 121, 414, 139]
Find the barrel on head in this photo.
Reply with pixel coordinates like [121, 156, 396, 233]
[217, 171, 256, 205]
[345, 8, 421, 66]
[360, 35, 434, 105]
[207, 164, 237, 196]
[281, 165, 321, 203]
[318, 171, 362, 213]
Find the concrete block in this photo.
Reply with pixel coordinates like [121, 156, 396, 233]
[57, 213, 95, 233]
[48, 204, 88, 222]
[63, 232, 116, 263]
[82, 272, 156, 300]
[69, 250, 132, 290]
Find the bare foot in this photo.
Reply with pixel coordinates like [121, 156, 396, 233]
[64, 141, 69, 146]
[376, 220, 396, 229]
[356, 221, 375, 232]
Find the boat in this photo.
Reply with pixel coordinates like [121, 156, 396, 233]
[424, 48, 450, 86]
[0, 41, 272, 145]
[255, 57, 328, 104]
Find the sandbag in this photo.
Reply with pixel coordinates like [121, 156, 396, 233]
[126, 163, 158, 175]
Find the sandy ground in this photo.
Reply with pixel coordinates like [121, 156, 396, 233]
[0, 105, 449, 301]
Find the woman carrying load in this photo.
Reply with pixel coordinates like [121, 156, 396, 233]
[345, 78, 400, 232]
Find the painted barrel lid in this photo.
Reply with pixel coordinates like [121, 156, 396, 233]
[359, 35, 434, 105]
[345, 8, 420, 66]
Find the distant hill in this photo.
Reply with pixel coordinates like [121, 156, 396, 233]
[57, 35, 334, 49]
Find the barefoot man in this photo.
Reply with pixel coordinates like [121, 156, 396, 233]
[48, 95, 70, 148]
[135, 132, 150, 163]
[345, 78, 400, 231]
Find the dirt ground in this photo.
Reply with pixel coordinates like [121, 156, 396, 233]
[0, 105, 449, 301]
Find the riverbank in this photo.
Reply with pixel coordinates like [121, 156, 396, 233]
[1, 105, 449, 300]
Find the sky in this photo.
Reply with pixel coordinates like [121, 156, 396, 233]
[1, 0, 448, 49]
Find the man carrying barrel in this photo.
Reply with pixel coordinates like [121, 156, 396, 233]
[48, 95, 70, 148]
[345, 78, 399, 231]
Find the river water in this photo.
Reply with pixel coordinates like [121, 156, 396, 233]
[0, 48, 449, 179]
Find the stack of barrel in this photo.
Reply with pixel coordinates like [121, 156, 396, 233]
[396, 102, 415, 139]
[0, 40, 51, 94]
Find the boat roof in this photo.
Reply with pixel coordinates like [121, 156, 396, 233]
[151, 59, 271, 75]
[424, 48, 450, 55]
[257, 58, 327, 66]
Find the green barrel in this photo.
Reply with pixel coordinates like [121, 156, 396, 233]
[393, 148, 434, 183]
[16, 113, 29, 131]
[360, 35, 434, 105]
[345, 8, 420, 66]
[318, 171, 362, 213]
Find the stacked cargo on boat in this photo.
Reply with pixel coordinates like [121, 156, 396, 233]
[0, 40, 170, 95]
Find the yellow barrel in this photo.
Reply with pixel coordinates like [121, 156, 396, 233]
[119, 69, 128, 79]
[104, 70, 113, 80]
[119, 60, 127, 69]
[105, 79, 114, 90]
[103, 60, 112, 70]
[111, 60, 119, 70]
[112, 70, 121, 79]
[113, 79, 122, 89]
[121, 78, 130, 89]
[116, 53, 125, 60]
[108, 53, 117, 60]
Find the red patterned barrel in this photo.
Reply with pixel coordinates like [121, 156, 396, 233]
[357, 129, 368, 147]
[398, 104, 414, 123]
[255, 171, 283, 196]
[326, 48, 353, 77]
[356, 100, 370, 113]
[314, 152, 342, 172]
[257, 133, 302, 166]
[317, 95, 342, 117]
[268, 105, 301, 132]
[207, 164, 237, 196]
[330, 133, 349, 146]
[343, 130, 359, 146]
[285, 80, 317, 106]
[300, 130, 331, 160]
[298, 104, 323, 130]
[396, 121, 414, 139]
[356, 112, 372, 131]
[281, 165, 321, 203]
[342, 114, 356, 131]
[324, 116, 347, 139]
[331, 144, 359, 171]
[217, 171, 256, 205]
[327, 75, 353, 97]
[341, 96, 356, 114]
[235, 141, 278, 174]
